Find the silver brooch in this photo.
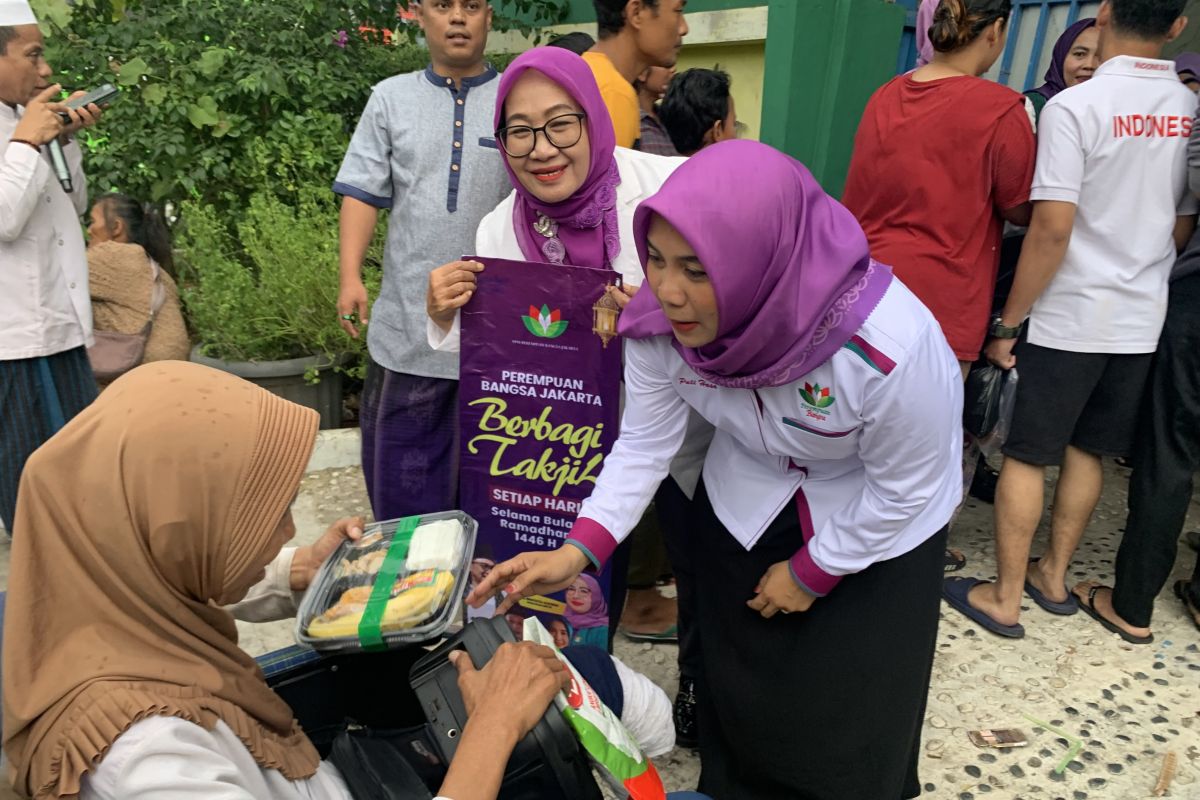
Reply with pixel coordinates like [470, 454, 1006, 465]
[533, 213, 559, 239]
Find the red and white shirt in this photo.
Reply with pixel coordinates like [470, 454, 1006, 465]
[1028, 55, 1199, 354]
[567, 280, 963, 597]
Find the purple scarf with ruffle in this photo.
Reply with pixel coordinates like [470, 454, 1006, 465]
[494, 47, 621, 269]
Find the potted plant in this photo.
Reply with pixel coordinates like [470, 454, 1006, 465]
[177, 185, 380, 429]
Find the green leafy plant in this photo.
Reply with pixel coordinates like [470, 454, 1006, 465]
[32, 0, 561, 216]
[29, 0, 563, 378]
[177, 184, 383, 380]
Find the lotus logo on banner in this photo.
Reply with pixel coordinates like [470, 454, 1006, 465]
[522, 304, 569, 339]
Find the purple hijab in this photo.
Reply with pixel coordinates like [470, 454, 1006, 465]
[1176, 53, 1200, 81]
[494, 47, 621, 269]
[1029, 18, 1096, 102]
[564, 573, 608, 629]
[620, 140, 893, 390]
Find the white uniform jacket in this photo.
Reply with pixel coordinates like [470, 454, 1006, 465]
[568, 280, 964, 597]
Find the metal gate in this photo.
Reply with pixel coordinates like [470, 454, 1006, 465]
[898, 0, 1103, 91]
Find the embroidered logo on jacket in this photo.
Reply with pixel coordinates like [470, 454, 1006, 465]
[799, 382, 835, 409]
[522, 304, 569, 339]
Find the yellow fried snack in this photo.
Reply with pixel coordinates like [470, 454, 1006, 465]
[336, 548, 387, 579]
[306, 569, 456, 639]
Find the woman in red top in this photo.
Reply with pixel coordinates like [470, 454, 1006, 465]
[843, 0, 1035, 368]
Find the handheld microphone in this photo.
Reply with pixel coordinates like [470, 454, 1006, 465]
[45, 84, 120, 194]
[47, 138, 72, 193]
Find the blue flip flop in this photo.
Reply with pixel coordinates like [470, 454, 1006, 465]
[1024, 559, 1078, 615]
[942, 577, 1025, 639]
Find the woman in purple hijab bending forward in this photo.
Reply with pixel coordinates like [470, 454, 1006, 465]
[470, 140, 963, 800]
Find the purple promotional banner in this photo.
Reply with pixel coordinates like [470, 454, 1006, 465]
[459, 257, 623, 650]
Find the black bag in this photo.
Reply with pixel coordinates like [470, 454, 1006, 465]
[265, 620, 602, 800]
[410, 618, 603, 800]
[328, 724, 437, 800]
[964, 361, 1006, 439]
[267, 646, 430, 756]
[267, 646, 447, 799]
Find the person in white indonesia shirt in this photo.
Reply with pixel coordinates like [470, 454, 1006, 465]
[946, 0, 1196, 640]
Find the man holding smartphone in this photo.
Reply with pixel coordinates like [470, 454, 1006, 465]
[0, 0, 104, 536]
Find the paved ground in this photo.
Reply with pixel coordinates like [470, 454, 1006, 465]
[2, 459, 1199, 799]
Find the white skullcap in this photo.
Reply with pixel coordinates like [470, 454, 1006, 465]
[0, 1, 37, 26]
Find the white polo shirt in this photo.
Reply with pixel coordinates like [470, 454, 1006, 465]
[1027, 55, 1199, 354]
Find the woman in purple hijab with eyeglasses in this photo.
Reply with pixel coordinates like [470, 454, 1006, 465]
[470, 140, 963, 800]
[426, 46, 713, 657]
[426, 45, 685, 342]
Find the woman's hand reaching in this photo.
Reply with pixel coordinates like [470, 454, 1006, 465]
[466, 545, 591, 615]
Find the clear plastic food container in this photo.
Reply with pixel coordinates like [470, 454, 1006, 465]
[295, 511, 478, 653]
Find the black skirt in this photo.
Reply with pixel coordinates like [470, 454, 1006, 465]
[690, 480, 946, 800]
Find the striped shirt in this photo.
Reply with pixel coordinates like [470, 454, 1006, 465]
[637, 111, 680, 157]
[333, 66, 511, 379]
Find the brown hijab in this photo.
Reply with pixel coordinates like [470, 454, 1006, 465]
[2, 361, 321, 798]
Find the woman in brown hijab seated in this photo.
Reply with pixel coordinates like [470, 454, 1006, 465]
[0, 361, 569, 800]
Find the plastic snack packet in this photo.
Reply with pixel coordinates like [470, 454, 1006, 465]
[524, 617, 667, 800]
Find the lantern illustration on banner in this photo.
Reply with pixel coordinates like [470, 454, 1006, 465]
[592, 286, 621, 348]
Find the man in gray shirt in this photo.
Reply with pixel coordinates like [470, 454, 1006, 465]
[334, 0, 510, 519]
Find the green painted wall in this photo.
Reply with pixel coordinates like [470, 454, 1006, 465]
[1165, 1, 1200, 58]
[760, 0, 903, 197]
[675, 41, 765, 140]
[495, 0, 906, 195]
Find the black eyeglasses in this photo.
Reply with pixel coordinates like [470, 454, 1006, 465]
[495, 113, 587, 158]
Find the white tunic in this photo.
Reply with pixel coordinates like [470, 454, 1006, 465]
[568, 280, 964, 596]
[79, 716, 356, 800]
[0, 103, 92, 360]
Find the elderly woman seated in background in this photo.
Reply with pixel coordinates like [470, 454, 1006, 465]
[87, 193, 190, 377]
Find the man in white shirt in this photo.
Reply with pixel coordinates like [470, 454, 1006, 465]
[947, 0, 1195, 638]
[0, 1, 104, 535]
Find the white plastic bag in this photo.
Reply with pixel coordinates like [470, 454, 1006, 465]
[524, 617, 667, 799]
